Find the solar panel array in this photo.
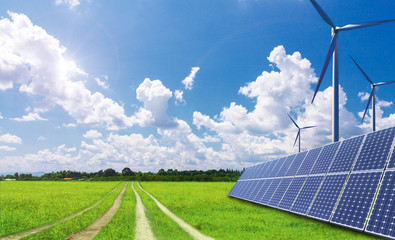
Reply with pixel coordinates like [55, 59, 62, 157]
[229, 126, 395, 239]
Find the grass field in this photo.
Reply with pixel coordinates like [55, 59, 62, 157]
[0, 181, 381, 240]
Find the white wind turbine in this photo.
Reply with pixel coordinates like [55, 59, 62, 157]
[288, 114, 316, 153]
[349, 55, 395, 132]
[309, 0, 395, 142]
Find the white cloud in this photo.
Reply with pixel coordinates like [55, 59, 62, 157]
[11, 112, 47, 122]
[63, 123, 77, 128]
[136, 78, 177, 128]
[37, 136, 46, 141]
[95, 76, 109, 89]
[0, 112, 3, 119]
[174, 90, 185, 105]
[83, 130, 103, 139]
[0, 146, 16, 151]
[0, 133, 22, 144]
[0, 12, 136, 130]
[55, 0, 80, 9]
[182, 67, 200, 90]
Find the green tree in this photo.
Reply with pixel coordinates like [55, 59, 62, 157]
[122, 167, 134, 176]
[104, 168, 117, 177]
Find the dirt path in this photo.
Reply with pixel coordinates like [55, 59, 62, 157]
[132, 182, 156, 240]
[0, 184, 121, 240]
[137, 182, 215, 240]
[65, 182, 128, 240]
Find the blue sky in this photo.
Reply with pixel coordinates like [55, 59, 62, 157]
[0, 0, 394, 173]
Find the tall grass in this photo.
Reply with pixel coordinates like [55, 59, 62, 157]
[140, 182, 380, 240]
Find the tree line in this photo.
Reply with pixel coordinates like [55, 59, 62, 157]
[1, 168, 242, 182]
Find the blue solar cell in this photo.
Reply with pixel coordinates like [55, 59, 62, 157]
[331, 172, 381, 230]
[296, 147, 322, 176]
[239, 167, 252, 180]
[268, 178, 293, 207]
[388, 143, 395, 169]
[285, 151, 308, 177]
[253, 179, 271, 203]
[278, 176, 307, 210]
[247, 180, 265, 201]
[244, 180, 260, 200]
[310, 142, 340, 175]
[308, 174, 348, 221]
[261, 160, 279, 178]
[250, 163, 265, 179]
[259, 178, 282, 205]
[276, 154, 297, 177]
[366, 170, 395, 239]
[228, 181, 242, 196]
[233, 181, 248, 198]
[328, 135, 364, 173]
[268, 157, 287, 177]
[238, 181, 253, 198]
[255, 162, 270, 179]
[353, 127, 395, 171]
[291, 175, 324, 215]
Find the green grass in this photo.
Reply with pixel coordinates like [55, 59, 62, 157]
[135, 182, 193, 240]
[94, 182, 136, 240]
[21, 182, 125, 240]
[0, 181, 119, 236]
[140, 182, 381, 240]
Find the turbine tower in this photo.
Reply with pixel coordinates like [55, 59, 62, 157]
[288, 114, 316, 153]
[349, 55, 395, 132]
[309, 0, 395, 142]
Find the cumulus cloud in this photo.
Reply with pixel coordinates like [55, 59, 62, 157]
[37, 136, 46, 141]
[63, 123, 77, 128]
[0, 133, 22, 144]
[11, 112, 47, 122]
[83, 130, 103, 139]
[95, 76, 109, 89]
[182, 67, 200, 90]
[55, 0, 80, 9]
[0, 112, 3, 119]
[0, 12, 135, 130]
[136, 78, 177, 128]
[0, 146, 16, 151]
[174, 90, 185, 105]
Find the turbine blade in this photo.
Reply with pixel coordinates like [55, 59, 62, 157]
[337, 19, 395, 32]
[293, 131, 300, 147]
[349, 55, 374, 85]
[301, 126, 317, 129]
[309, 0, 336, 28]
[287, 113, 300, 129]
[375, 80, 395, 86]
[361, 88, 374, 122]
[312, 33, 338, 103]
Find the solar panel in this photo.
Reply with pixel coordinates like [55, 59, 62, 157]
[238, 180, 254, 198]
[247, 180, 266, 201]
[253, 179, 271, 203]
[232, 181, 248, 198]
[239, 167, 251, 180]
[310, 142, 340, 175]
[296, 147, 322, 176]
[331, 172, 382, 230]
[268, 177, 293, 207]
[388, 143, 395, 169]
[328, 135, 364, 173]
[278, 176, 307, 211]
[353, 127, 395, 171]
[228, 181, 242, 196]
[245, 180, 261, 200]
[250, 163, 265, 179]
[268, 157, 287, 178]
[366, 170, 395, 239]
[307, 174, 348, 221]
[259, 178, 282, 205]
[285, 151, 308, 177]
[291, 175, 325, 215]
[275, 154, 297, 177]
[255, 162, 270, 179]
[263, 159, 281, 178]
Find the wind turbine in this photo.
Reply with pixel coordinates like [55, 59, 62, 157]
[309, 0, 395, 142]
[288, 114, 317, 153]
[349, 55, 395, 132]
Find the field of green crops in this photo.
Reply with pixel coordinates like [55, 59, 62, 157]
[0, 181, 380, 240]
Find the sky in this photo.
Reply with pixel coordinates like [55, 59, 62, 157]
[0, 0, 394, 174]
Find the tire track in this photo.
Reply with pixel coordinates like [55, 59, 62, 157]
[0, 183, 121, 240]
[137, 182, 215, 240]
[132, 181, 156, 240]
[65, 182, 128, 240]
